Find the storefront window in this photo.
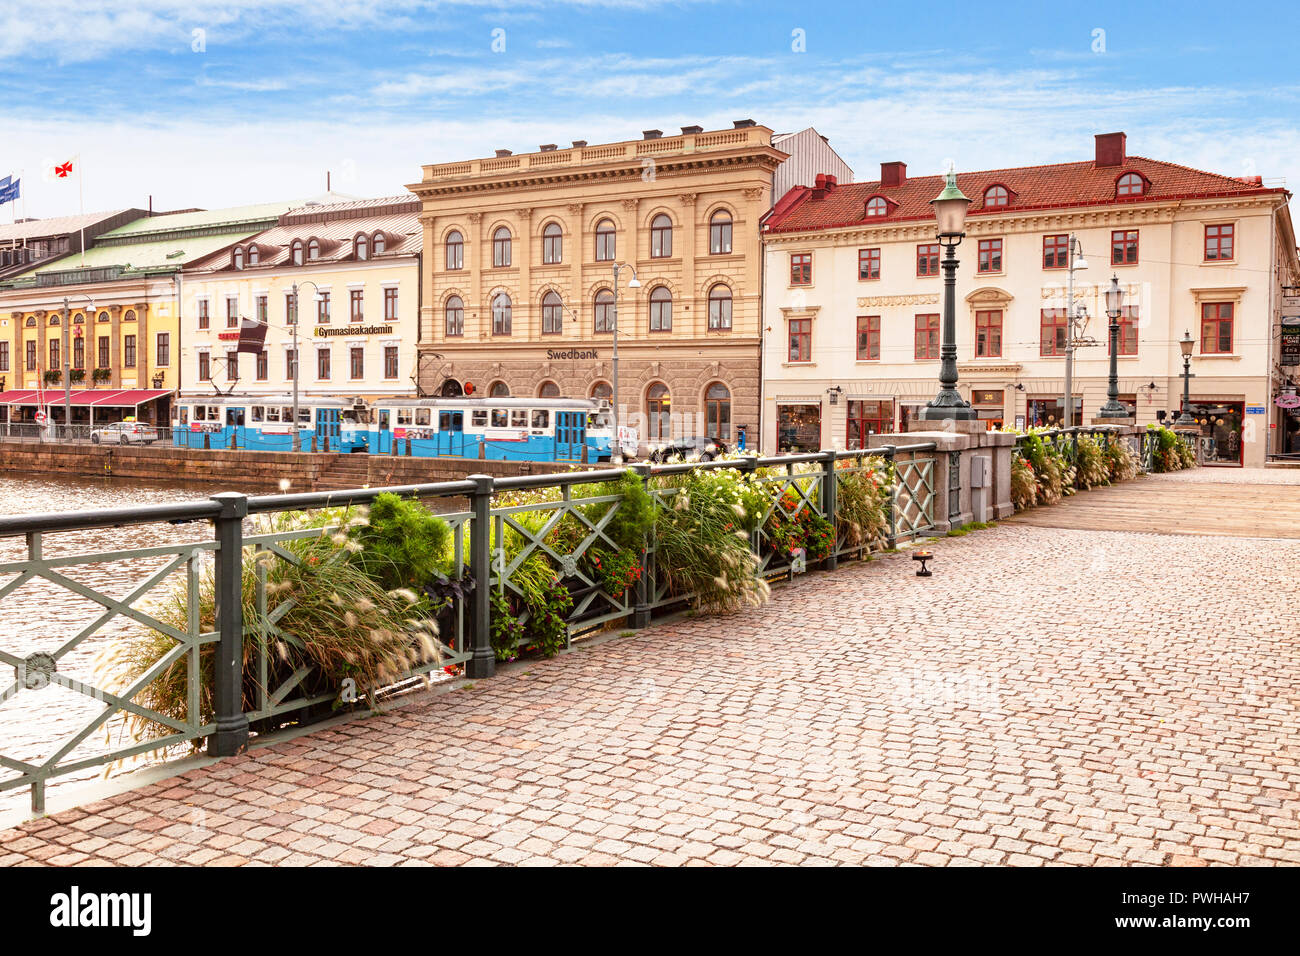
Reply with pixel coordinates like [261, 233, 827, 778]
[778, 403, 821, 453]
[1189, 401, 1244, 465]
[846, 400, 894, 449]
[1027, 396, 1082, 429]
[971, 390, 1003, 430]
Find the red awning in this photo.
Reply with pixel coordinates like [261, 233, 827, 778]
[0, 388, 171, 407]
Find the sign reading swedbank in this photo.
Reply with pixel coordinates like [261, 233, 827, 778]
[546, 348, 598, 360]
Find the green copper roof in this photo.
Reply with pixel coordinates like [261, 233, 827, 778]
[98, 200, 299, 239]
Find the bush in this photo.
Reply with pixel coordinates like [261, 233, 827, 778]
[834, 456, 891, 550]
[1074, 436, 1110, 490]
[1011, 455, 1038, 510]
[1106, 439, 1139, 482]
[346, 493, 452, 593]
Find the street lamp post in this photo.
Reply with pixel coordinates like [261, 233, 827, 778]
[1097, 275, 1129, 419]
[919, 169, 975, 422]
[288, 280, 322, 452]
[1062, 235, 1089, 428]
[61, 293, 94, 442]
[609, 263, 641, 463]
[1175, 330, 1196, 425]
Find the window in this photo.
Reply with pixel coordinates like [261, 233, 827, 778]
[859, 248, 881, 280]
[355, 235, 369, 260]
[156, 332, 170, 367]
[1117, 172, 1145, 197]
[1040, 308, 1068, 356]
[1112, 229, 1139, 265]
[531, 409, 549, 428]
[984, 185, 1010, 208]
[917, 243, 939, 276]
[538, 381, 561, 398]
[864, 196, 888, 217]
[384, 346, 399, 379]
[318, 291, 331, 323]
[489, 381, 510, 397]
[445, 231, 464, 270]
[349, 289, 364, 323]
[707, 285, 732, 331]
[856, 315, 880, 360]
[226, 296, 239, 328]
[317, 347, 331, 380]
[26, 340, 36, 371]
[350, 347, 364, 379]
[383, 287, 398, 321]
[788, 317, 811, 362]
[256, 349, 268, 380]
[197, 300, 210, 329]
[0, 342, 8, 372]
[542, 291, 563, 334]
[977, 238, 1003, 273]
[1201, 302, 1233, 353]
[914, 314, 940, 359]
[542, 222, 562, 264]
[709, 211, 732, 255]
[285, 293, 297, 325]
[1112, 306, 1139, 356]
[73, 337, 84, 369]
[285, 349, 296, 380]
[1205, 223, 1234, 261]
[490, 407, 508, 428]
[650, 214, 673, 258]
[649, 286, 672, 332]
[98, 336, 109, 368]
[233, 247, 244, 270]
[308, 239, 320, 261]
[594, 290, 615, 333]
[976, 310, 1002, 358]
[1043, 234, 1069, 269]
[198, 352, 210, 382]
[847, 400, 894, 449]
[445, 296, 464, 336]
[705, 382, 731, 439]
[49, 339, 59, 373]
[595, 219, 616, 261]
[790, 253, 812, 285]
[248, 245, 260, 266]
[492, 292, 512, 335]
[123, 335, 136, 368]
[226, 350, 239, 381]
[291, 240, 303, 265]
[493, 227, 512, 267]
[372, 232, 386, 255]
[591, 382, 612, 401]
[646, 383, 671, 440]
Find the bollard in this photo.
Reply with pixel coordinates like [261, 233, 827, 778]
[406, 436, 413, 457]
[203, 432, 210, 451]
[466, 474, 496, 679]
[208, 492, 250, 757]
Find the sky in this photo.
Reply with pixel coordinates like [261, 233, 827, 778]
[3, 0, 1300, 219]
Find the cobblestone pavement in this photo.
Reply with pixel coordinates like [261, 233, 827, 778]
[1158, 466, 1300, 485]
[3, 483, 1298, 865]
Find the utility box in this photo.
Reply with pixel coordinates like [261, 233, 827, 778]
[970, 455, 991, 522]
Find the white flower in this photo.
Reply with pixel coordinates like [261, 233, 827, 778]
[278, 478, 292, 492]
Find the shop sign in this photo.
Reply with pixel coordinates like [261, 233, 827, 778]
[316, 325, 393, 337]
[1275, 394, 1300, 409]
[1281, 316, 1300, 367]
[546, 348, 598, 360]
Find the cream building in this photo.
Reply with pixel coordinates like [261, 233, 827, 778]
[761, 133, 1300, 467]
[180, 197, 422, 402]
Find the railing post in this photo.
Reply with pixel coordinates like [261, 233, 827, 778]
[466, 474, 496, 679]
[631, 463, 653, 627]
[880, 445, 898, 549]
[208, 492, 249, 757]
[819, 449, 838, 571]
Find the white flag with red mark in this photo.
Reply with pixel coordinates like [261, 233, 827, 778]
[52, 158, 74, 179]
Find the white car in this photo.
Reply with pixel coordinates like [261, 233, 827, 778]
[91, 421, 158, 445]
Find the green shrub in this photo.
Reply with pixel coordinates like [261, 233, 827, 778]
[346, 492, 452, 592]
[1011, 455, 1038, 510]
[834, 456, 891, 550]
[1074, 436, 1110, 490]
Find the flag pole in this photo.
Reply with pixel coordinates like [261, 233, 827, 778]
[78, 156, 85, 268]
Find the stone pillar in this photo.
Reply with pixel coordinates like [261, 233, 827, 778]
[515, 207, 532, 343]
[567, 202, 584, 336]
[135, 302, 150, 389]
[678, 192, 697, 336]
[467, 211, 482, 339]
[33, 311, 47, 386]
[109, 305, 122, 389]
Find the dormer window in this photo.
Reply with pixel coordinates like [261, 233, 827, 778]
[233, 247, 244, 270]
[307, 239, 320, 261]
[983, 185, 1010, 208]
[864, 196, 889, 217]
[248, 245, 259, 266]
[355, 235, 369, 260]
[1117, 172, 1145, 197]
[291, 240, 304, 265]
[372, 232, 386, 255]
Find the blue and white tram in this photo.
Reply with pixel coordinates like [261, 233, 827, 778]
[367, 397, 614, 462]
[173, 394, 366, 452]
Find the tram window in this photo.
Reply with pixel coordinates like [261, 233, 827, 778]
[531, 409, 549, 429]
[251, 406, 265, 423]
[511, 409, 528, 428]
[415, 408, 431, 426]
[206, 406, 220, 421]
[396, 408, 413, 425]
[265, 407, 282, 423]
[299, 408, 311, 424]
[471, 410, 488, 428]
[491, 408, 508, 428]
[179, 407, 189, 425]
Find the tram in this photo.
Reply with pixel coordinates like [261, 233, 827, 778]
[173, 394, 366, 452]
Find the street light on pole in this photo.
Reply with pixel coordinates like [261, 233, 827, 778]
[1062, 235, 1088, 428]
[1175, 330, 1197, 425]
[289, 280, 322, 452]
[61, 292, 94, 442]
[919, 168, 975, 422]
[1097, 274, 1129, 419]
[609, 262, 641, 463]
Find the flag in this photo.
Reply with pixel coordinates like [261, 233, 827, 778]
[52, 159, 74, 179]
[236, 314, 268, 354]
[0, 175, 17, 205]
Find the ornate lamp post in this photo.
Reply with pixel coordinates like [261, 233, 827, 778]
[919, 170, 975, 422]
[1097, 274, 1130, 419]
[609, 262, 641, 464]
[1175, 330, 1196, 425]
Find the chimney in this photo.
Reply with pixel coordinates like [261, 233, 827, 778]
[1095, 132, 1126, 168]
[681, 125, 703, 135]
[539, 144, 558, 152]
[642, 129, 663, 140]
[571, 140, 587, 148]
[733, 118, 756, 129]
[812, 173, 828, 201]
[494, 149, 513, 158]
[823, 174, 837, 192]
[881, 161, 906, 187]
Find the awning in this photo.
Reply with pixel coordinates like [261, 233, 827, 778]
[0, 388, 171, 407]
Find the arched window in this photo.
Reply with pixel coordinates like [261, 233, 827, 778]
[444, 295, 464, 336]
[489, 380, 510, 397]
[591, 381, 612, 401]
[595, 219, 616, 261]
[651, 214, 673, 258]
[594, 289, 615, 333]
[372, 232, 386, 255]
[307, 239, 320, 261]
[73, 312, 83, 324]
[49, 314, 60, 325]
[649, 286, 672, 332]
[291, 240, 304, 265]
[97, 311, 109, 323]
[445, 230, 463, 270]
[248, 245, 260, 266]
[355, 234, 369, 260]
[646, 383, 671, 441]
[864, 196, 889, 217]
[233, 247, 244, 270]
[123, 310, 136, 323]
[705, 382, 731, 440]
[542, 222, 562, 264]
[493, 227, 512, 267]
[538, 381, 561, 398]
[708, 284, 732, 331]
[25, 317, 35, 327]
[1117, 172, 1145, 197]
[542, 290, 563, 334]
[440, 379, 463, 397]
[984, 185, 1010, 208]
[492, 292, 512, 334]
[709, 210, 732, 255]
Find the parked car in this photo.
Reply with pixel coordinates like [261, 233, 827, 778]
[647, 436, 729, 462]
[91, 421, 158, 445]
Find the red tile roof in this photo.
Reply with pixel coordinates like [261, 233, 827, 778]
[764, 155, 1287, 234]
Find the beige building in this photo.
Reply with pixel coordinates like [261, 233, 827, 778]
[761, 132, 1300, 467]
[407, 122, 798, 450]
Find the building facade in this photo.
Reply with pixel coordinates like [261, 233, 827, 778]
[180, 197, 422, 403]
[408, 122, 791, 450]
[761, 133, 1300, 467]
